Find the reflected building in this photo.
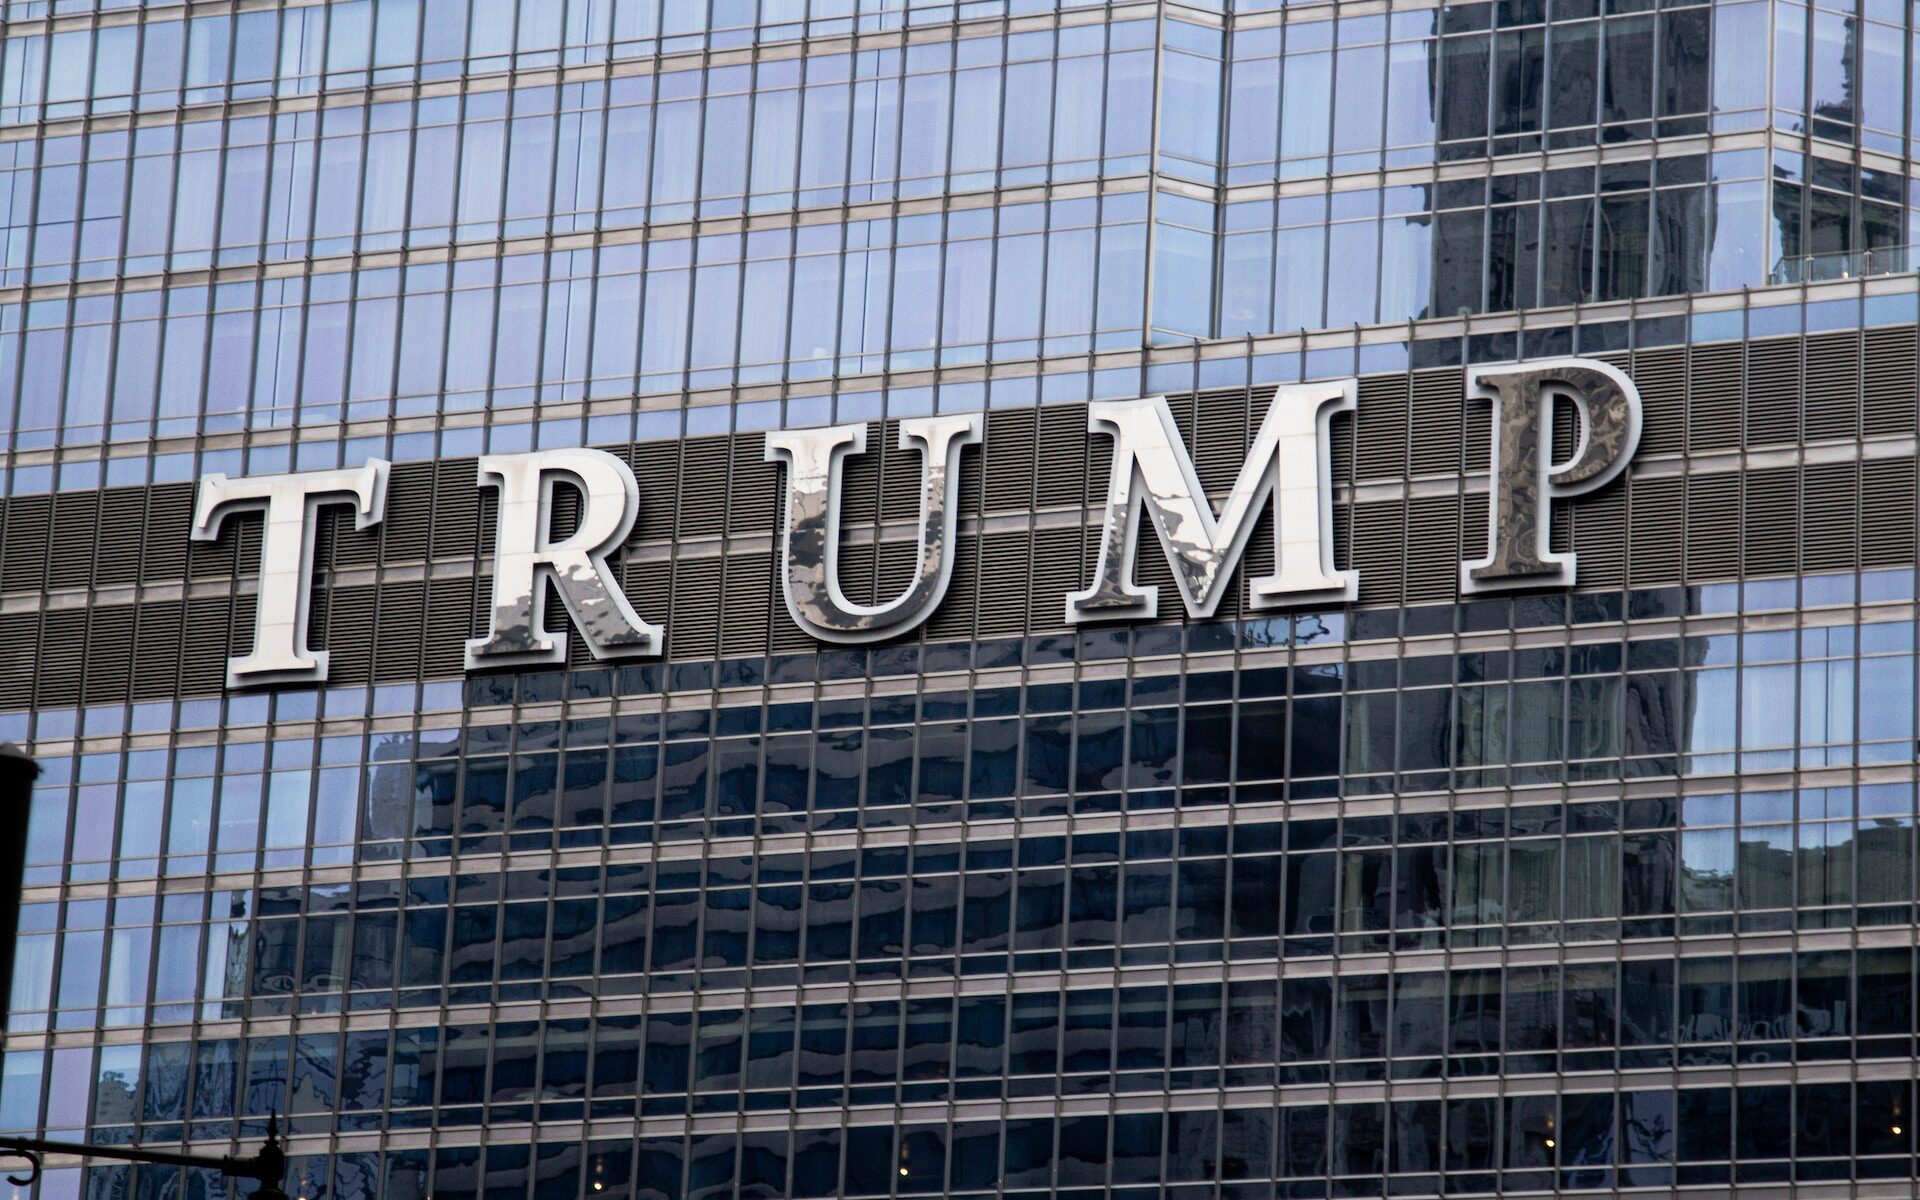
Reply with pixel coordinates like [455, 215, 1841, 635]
[4, 1, 1920, 1197]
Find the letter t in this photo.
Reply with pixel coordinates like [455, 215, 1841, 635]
[192, 460, 391, 687]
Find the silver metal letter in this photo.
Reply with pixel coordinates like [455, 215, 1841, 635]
[1460, 357, 1642, 594]
[764, 413, 983, 643]
[192, 460, 391, 687]
[1068, 383, 1357, 623]
[467, 447, 662, 668]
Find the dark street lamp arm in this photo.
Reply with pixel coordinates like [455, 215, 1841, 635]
[0, 1115, 287, 1198]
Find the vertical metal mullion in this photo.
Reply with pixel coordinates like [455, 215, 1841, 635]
[796, 62, 848, 409]
[1089, 12, 1120, 350]
[767, 71, 803, 416]
[1144, 7, 1167, 342]
[874, 49, 905, 380]
[575, 65, 621, 407]
[719, 63, 755, 401]
[373, 74, 427, 428]
[670, 58, 710, 401]
[934, 30, 966, 368]
[983, 27, 1016, 359]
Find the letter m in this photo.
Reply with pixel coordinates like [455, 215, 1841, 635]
[1066, 382, 1357, 623]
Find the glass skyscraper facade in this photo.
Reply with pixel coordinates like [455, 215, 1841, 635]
[8, 0, 1920, 1197]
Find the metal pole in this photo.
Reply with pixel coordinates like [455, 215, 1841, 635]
[0, 1115, 288, 1200]
[0, 743, 40, 1042]
[0, 747, 290, 1200]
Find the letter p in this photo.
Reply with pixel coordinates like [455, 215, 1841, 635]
[1460, 358, 1641, 594]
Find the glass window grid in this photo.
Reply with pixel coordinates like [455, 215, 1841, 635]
[15, 568, 1920, 860]
[6, 1016, 1920, 1192]
[9, 245, 1920, 492]
[9, 3, 1920, 1195]
[7, 572, 1919, 1036]
[10, 780, 1919, 1013]
[9, 0, 1920, 459]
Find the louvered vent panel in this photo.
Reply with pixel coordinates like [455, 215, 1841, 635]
[141, 485, 193, 582]
[669, 558, 722, 657]
[1459, 494, 1488, 563]
[1863, 325, 1917, 438]
[925, 532, 977, 641]
[131, 601, 182, 700]
[313, 510, 339, 574]
[1861, 458, 1917, 566]
[308, 586, 329, 661]
[1408, 371, 1463, 476]
[548, 483, 582, 542]
[1626, 477, 1682, 584]
[1164, 393, 1196, 450]
[382, 463, 434, 562]
[676, 439, 730, 537]
[837, 543, 877, 608]
[1744, 341, 1802, 447]
[877, 420, 922, 524]
[874, 538, 918, 604]
[1350, 500, 1404, 604]
[1133, 513, 1179, 600]
[94, 490, 146, 586]
[1194, 389, 1250, 496]
[1080, 519, 1107, 620]
[983, 410, 1036, 513]
[236, 522, 264, 585]
[1684, 474, 1740, 580]
[1800, 461, 1858, 573]
[1742, 468, 1799, 574]
[1235, 508, 1276, 598]
[230, 592, 257, 658]
[975, 530, 1030, 635]
[430, 459, 480, 559]
[1570, 485, 1626, 587]
[567, 612, 596, 669]
[0, 613, 34, 707]
[623, 558, 676, 647]
[1331, 505, 1352, 573]
[50, 495, 101, 591]
[1, 496, 48, 591]
[630, 442, 681, 541]
[185, 511, 239, 579]
[1355, 376, 1409, 480]
[1549, 496, 1571, 561]
[326, 586, 377, 682]
[180, 596, 232, 694]
[1035, 406, 1088, 509]
[1085, 429, 1112, 513]
[327, 505, 381, 569]
[1801, 332, 1860, 443]
[374, 581, 425, 680]
[422, 580, 471, 678]
[730, 435, 777, 532]
[1630, 346, 1686, 455]
[1686, 345, 1742, 451]
[720, 551, 772, 657]
[83, 607, 135, 704]
[1460, 391, 1490, 476]
[1027, 527, 1083, 632]
[476, 490, 499, 558]
[770, 587, 815, 653]
[1403, 494, 1460, 601]
[35, 610, 85, 706]
[955, 444, 984, 521]
[1550, 396, 1579, 466]
[838, 425, 880, 527]
[1329, 409, 1356, 489]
